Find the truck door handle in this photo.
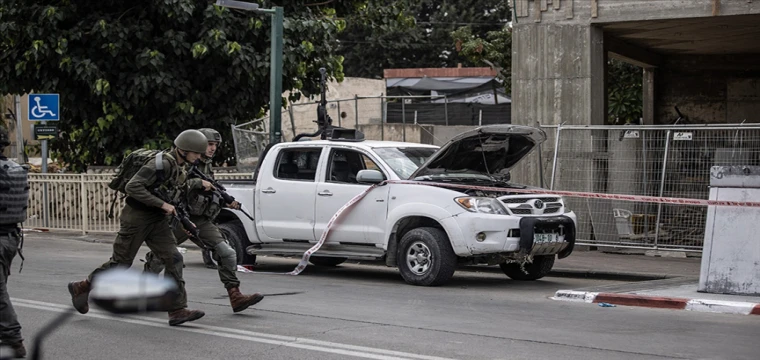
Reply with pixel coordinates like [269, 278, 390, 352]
[318, 190, 333, 196]
[262, 187, 276, 194]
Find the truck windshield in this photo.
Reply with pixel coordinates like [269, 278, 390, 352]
[374, 147, 437, 179]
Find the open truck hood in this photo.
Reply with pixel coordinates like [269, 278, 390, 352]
[409, 125, 547, 180]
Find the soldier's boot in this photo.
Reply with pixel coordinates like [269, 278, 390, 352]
[67, 279, 91, 314]
[7, 340, 26, 358]
[227, 287, 264, 313]
[202, 249, 218, 270]
[168, 308, 205, 326]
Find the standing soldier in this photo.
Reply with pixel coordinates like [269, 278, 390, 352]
[67, 129, 209, 326]
[0, 126, 27, 358]
[144, 128, 264, 313]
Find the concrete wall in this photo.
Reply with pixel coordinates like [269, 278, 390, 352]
[356, 124, 431, 144]
[2, 94, 38, 160]
[512, 0, 760, 24]
[426, 125, 477, 146]
[655, 55, 760, 124]
[354, 124, 478, 146]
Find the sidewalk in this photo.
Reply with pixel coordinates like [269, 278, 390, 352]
[551, 250, 760, 317]
[552, 249, 701, 279]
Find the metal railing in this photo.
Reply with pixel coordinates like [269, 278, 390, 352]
[231, 95, 512, 156]
[541, 123, 760, 252]
[24, 173, 251, 234]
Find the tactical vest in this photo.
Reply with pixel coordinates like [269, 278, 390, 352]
[186, 160, 223, 219]
[0, 157, 29, 225]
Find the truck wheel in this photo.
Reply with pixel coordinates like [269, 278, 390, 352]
[397, 227, 457, 286]
[218, 221, 257, 266]
[309, 256, 347, 267]
[499, 255, 555, 281]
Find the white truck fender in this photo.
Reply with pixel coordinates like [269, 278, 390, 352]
[384, 202, 468, 255]
[217, 208, 261, 244]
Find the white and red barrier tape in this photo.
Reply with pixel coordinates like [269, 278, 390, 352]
[238, 180, 760, 276]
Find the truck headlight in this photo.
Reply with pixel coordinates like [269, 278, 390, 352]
[561, 196, 572, 213]
[454, 197, 507, 215]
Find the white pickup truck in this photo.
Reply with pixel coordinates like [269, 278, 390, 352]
[214, 125, 578, 286]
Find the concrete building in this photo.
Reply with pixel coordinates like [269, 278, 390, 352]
[511, 0, 760, 129]
[509, 0, 760, 183]
[509, 0, 760, 247]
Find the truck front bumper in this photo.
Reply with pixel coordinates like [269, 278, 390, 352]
[441, 211, 576, 259]
[518, 215, 576, 259]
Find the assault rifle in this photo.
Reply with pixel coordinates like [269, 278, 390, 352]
[188, 165, 254, 221]
[292, 67, 364, 142]
[152, 186, 202, 242]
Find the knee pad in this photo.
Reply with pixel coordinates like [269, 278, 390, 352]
[172, 251, 184, 265]
[144, 252, 165, 273]
[214, 242, 237, 270]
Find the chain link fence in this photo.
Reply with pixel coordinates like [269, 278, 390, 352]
[542, 124, 760, 252]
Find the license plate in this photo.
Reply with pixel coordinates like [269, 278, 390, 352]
[534, 233, 559, 243]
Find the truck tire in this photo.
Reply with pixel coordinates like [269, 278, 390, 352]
[397, 227, 457, 286]
[499, 255, 555, 281]
[309, 256, 347, 267]
[218, 220, 256, 266]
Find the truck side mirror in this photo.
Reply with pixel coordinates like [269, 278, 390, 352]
[356, 169, 385, 184]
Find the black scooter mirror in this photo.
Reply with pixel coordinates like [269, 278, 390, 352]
[90, 267, 179, 314]
[14, 268, 181, 360]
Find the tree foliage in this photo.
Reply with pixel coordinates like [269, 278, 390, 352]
[339, 0, 511, 79]
[450, 25, 511, 94]
[0, 0, 348, 171]
[336, 1, 422, 79]
[607, 59, 643, 125]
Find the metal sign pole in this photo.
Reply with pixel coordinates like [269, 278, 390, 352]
[28, 93, 59, 228]
[41, 119, 49, 227]
[15, 95, 23, 162]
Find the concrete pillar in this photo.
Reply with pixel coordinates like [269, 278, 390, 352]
[511, 23, 595, 188]
[511, 22, 607, 242]
[642, 68, 656, 125]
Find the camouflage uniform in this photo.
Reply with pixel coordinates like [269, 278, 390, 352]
[67, 130, 208, 326]
[144, 128, 264, 313]
[0, 127, 28, 358]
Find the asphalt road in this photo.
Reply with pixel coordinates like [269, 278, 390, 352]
[1, 234, 757, 360]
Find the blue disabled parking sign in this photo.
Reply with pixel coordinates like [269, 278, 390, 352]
[28, 93, 60, 121]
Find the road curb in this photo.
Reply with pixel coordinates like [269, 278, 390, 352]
[552, 290, 760, 316]
[548, 269, 670, 281]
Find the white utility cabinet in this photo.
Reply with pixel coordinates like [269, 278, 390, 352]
[699, 166, 760, 295]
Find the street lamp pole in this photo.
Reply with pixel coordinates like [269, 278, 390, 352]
[215, 0, 283, 145]
[268, 6, 283, 144]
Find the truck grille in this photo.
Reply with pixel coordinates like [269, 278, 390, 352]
[502, 197, 560, 204]
[499, 196, 564, 216]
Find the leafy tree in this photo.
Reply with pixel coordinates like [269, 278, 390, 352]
[339, 0, 511, 78]
[607, 59, 643, 125]
[337, 1, 422, 79]
[411, 0, 510, 68]
[0, 0, 348, 171]
[449, 25, 511, 94]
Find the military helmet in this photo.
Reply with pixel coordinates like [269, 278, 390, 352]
[174, 129, 208, 154]
[0, 126, 10, 147]
[198, 128, 222, 144]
